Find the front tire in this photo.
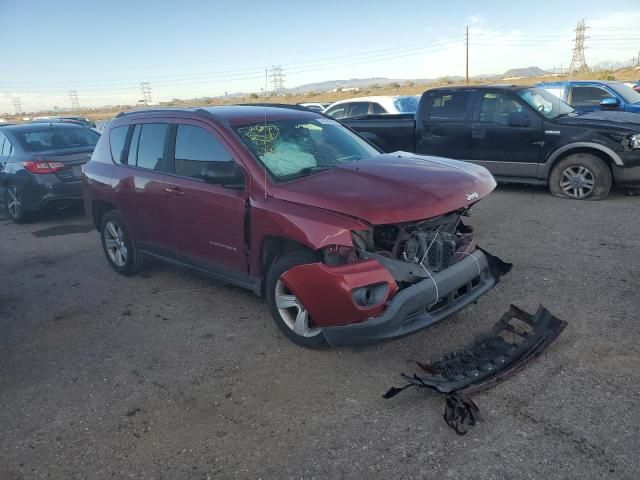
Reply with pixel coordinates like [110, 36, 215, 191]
[266, 251, 327, 347]
[549, 153, 612, 200]
[100, 210, 141, 275]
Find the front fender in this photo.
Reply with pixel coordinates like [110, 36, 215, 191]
[248, 196, 369, 277]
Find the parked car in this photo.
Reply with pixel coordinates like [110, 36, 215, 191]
[297, 103, 330, 113]
[324, 95, 419, 119]
[82, 105, 504, 348]
[538, 81, 640, 113]
[0, 123, 99, 222]
[32, 116, 97, 128]
[341, 85, 640, 200]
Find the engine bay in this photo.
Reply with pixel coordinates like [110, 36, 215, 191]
[351, 209, 476, 285]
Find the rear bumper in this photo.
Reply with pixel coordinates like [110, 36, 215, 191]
[322, 250, 496, 347]
[21, 175, 83, 211]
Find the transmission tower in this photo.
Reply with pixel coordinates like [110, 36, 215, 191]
[568, 19, 589, 79]
[12, 97, 22, 114]
[140, 82, 153, 105]
[269, 65, 286, 96]
[69, 90, 80, 111]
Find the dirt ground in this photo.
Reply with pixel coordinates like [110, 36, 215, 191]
[1, 185, 639, 479]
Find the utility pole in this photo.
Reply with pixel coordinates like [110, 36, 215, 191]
[465, 25, 469, 85]
[12, 97, 22, 115]
[568, 19, 589, 80]
[140, 82, 153, 105]
[269, 65, 286, 96]
[636, 51, 639, 67]
[69, 90, 80, 112]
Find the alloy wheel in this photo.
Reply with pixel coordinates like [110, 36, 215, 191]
[559, 165, 595, 198]
[7, 185, 21, 219]
[103, 221, 128, 267]
[274, 278, 321, 338]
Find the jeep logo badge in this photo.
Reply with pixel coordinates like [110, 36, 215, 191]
[466, 192, 479, 201]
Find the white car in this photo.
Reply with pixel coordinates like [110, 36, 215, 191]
[298, 102, 330, 113]
[324, 95, 419, 119]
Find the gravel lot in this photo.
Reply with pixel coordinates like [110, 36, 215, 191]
[1, 186, 639, 480]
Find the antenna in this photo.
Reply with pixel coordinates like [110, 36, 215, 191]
[264, 68, 268, 199]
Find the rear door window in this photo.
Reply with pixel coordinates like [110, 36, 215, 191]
[426, 92, 470, 121]
[127, 123, 170, 172]
[174, 124, 234, 180]
[109, 125, 129, 164]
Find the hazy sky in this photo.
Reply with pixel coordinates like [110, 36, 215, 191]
[1, 0, 639, 113]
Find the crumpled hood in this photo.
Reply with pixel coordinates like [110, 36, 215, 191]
[555, 111, 640, 130]
[271, 152, 496, 225]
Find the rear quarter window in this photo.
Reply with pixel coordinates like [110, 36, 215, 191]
[109, 125, 128, 164]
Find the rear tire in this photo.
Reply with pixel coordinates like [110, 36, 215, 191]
[100, 210, 141, 276]
[4, 184, 29, 224]
[549, 153, 612, 200]
[266, 250, 327, 348]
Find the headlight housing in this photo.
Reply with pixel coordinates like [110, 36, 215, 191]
[631, 134, 640, 150]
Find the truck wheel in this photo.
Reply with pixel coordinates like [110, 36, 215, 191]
[5, 184, 29, 224]
[549, 153, 612, 200]
[100, 210, 141, 276]
[266, 251, 327, 347]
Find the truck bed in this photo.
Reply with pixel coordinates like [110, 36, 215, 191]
[342, 114, 415, 153]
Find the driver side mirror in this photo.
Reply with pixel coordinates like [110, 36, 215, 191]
[507, 111, 532, 127]
[600, 97, 620, 108]
[201, 161, 245, 189]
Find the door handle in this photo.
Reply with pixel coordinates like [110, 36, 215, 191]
[164, 186, 185, 196]
[471, 127, 485, 139]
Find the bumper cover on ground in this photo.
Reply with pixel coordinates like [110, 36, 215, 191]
[383, 304, 567, 434]
[322, 249, 510, 348]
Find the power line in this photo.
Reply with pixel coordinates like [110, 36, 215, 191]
[569, 19, 589, 79]
[69, 90, 80, 111]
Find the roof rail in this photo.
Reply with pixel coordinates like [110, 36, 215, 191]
[115, 108, 199, 118]
[235, 103, 315, 112]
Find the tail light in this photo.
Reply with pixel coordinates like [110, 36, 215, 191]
[23, 160, 65, 174]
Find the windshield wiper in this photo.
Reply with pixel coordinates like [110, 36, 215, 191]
[281, 166, 334, 181]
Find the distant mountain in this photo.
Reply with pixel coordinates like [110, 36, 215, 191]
[501, 66, 549, 78]
[288, 77, 408, 93]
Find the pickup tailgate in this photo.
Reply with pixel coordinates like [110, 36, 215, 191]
[342, 113, 415, 153]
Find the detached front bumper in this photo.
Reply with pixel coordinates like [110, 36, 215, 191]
[323, 250, 498, 347]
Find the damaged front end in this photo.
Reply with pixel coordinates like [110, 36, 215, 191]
[281, 208, 511, 348]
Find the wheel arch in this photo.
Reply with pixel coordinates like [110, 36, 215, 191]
[92, 199, 117, 230]
[542, 143, 622, 179]
[259, 235, 317, 290]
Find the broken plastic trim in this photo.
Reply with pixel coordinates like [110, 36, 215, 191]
[383, 305, 567, 435]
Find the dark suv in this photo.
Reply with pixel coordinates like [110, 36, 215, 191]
[82, 106, 504, 347]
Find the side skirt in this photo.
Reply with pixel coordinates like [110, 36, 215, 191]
[139, 244, 262, 296]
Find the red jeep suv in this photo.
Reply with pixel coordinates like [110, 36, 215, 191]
[82, 105, 501, 347]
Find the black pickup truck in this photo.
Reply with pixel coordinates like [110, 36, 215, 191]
[342, 85, 640, 200]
